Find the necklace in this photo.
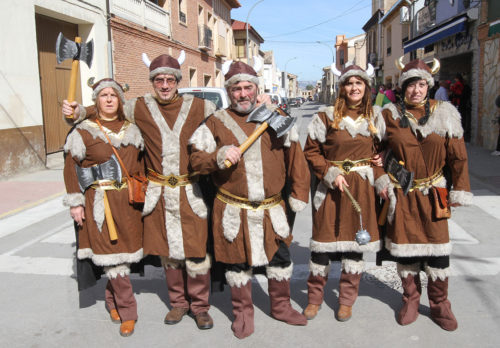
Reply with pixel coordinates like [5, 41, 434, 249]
[347, 102, 362, 109]
[98, 114, 118, 121]
[404, 97, 427, 107]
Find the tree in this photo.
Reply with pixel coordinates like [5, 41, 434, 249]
[306, 85, 314, 90]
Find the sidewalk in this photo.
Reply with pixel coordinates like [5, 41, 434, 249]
[0, 152, 65, 219]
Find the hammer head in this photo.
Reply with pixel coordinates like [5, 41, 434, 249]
[246, 104, 297, 138]
[56, 33, 93, 68]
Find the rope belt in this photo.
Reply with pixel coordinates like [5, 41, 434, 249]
[389, 168, 444, 192]
[90, 178, 128, 191]
[329, 158, 372, 174]
[216, 187, 282, 210]
[147, 168, 199, 188]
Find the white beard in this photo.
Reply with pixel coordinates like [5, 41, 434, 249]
[232, 100, 257, 114]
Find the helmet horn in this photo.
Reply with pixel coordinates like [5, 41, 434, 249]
[395, 56, 405, 71]
[431, 58, 440, 75]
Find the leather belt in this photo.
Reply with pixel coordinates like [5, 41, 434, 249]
[390, 168, 444, 192]
[147, 168, 199, 188]
[329, 158, 372, 174]
[90, 178, 128, 191]
[216, 187, 282, 210]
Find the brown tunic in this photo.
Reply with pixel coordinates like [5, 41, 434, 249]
[189, 108, 310, 266]
[379, 100, 472, 257]
[127, 94, 215, 260]
[304, 106, 382, 253]
[63, 117, 144, 266]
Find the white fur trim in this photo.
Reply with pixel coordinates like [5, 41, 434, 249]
[310, 239, 381, 253]
[373, 105, 385, 141]
[268, 204, 290, 239]
[266, 263, 293, 281]
[339, 69, 372, 86]
[222, 204, 241, 242]
[386, 101, 464, 139]
[313, 182, 328, 210]
[104, 263, 131, 279]
[216, 145, 233, 169]
[93, 190, 105, 232]
[282, 123, 300, 147]
[397, 262, 420, 278]
[225, 269, 253, 288]
[63, 193, 85, 207]
[319, 106, 335, 122]
[342, 258, 365, 274]
[385, 236, 452, 257]
[323, 166, 343, 189]
[186, 255, 211, 278]
[161, 256, 185, 269]
[248, 209, 268, 266]
[224, 73, 259, 88]
[204, 99, 217, 116]
[307, 114, 327, 143]
[149, 67, 182, 81]
[91, 80, 126, 103]
[338, 116, 371, 138]
[189, 124, 217, 153]
[63, 129, 86, 161]
[449, 190, 473, 206]
[75, 120, 143, 150]
[386, 183, 397, 224]
[78, 248, 143, 267]
[143, 93, 196, 260]
[288, 196, 307, 212]
[185, 183, 208, 218]
[142, 181, 162, 216]
[425, 265, 451, 281]
[309, 260, 331, 277]
[399, 69, 434, 88]
[123, 98, 137, 123]
[374, 174, 391, 195]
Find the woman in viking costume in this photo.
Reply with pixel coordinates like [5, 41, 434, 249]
[303, 63, 384, 321]
[375, 58, 472, 331]
[63, 78, 144, 337]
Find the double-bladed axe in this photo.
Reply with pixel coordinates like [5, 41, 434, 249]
[55, 33, 93, 119]
[224, 104, 296, 168]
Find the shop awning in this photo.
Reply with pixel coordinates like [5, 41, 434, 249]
[489, 19, 500, 37]
[403, 16, 467, 53]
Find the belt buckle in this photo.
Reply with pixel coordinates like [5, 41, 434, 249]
[166, 175, 178, 187]
[249, 201, 261, 210]
[342, 160, 354, 173]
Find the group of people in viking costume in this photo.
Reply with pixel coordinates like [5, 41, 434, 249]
[62, 52, 471, 338]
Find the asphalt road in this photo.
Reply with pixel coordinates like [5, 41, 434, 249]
[1, 102, 499, 347]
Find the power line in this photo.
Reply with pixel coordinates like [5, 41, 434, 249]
[263, 0, 370, 39]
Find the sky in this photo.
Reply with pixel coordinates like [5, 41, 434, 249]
[231, 0, 373, 82]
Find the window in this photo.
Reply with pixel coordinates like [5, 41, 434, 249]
[386, 26, 392, 56]
[235, 39, 245, 58]
[424, 44, 434, 53]
[488, 0, 500, 22]
[339, 50, 344, 66]
[204, 74, 212, 87]
[189, 68, 197, 87]
[179, 0, 187, 24]
[402, 24, 409, 44]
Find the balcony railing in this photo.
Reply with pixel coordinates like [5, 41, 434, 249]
[111, 0, 171, 37]
[198, 24, 213, 51]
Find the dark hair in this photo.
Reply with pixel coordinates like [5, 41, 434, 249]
[399, 76, 430, 128]
[495, 95, 500, 109]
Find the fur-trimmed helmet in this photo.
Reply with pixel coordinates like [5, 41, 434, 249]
[396, 56, 440, 88]
[87, 77, 128, 103]
[142, 51, 185, 81]
[222, 57, 263, 88]
[331, 62, 375, 86]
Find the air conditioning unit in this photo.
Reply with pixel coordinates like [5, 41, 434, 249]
[400, 6, 410, 24]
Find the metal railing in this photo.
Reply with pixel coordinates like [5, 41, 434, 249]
[198, 24, 213, 50]
[111, 0, 171, 37]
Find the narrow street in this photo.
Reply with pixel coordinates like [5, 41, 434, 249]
[1, 102, 499, 347]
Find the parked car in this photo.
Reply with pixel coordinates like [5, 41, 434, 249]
[178, 87, 229, 109]
[269, 93, 282, 107]
[308, 95, 313, 101]
[279, 97, 290, 114]
[289, 98, 300, 108]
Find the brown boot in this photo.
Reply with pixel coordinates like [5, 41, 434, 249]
[337, 271, 362, 322]
[398, 274, 422, 326]
[268, 278, 307, 326]
[187, 272, 212, 329]
[230, 282, 254, 339]
[119, 320, 135, 337]
[108, 275, 138, 322]
[164, 266, 189, 324]
[304, 272, 328, 320]
[428, 277, 458, 331]
[109, 309, 121, 324]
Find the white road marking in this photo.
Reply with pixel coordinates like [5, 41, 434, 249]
[42, 226, 76, 244]
[0, 196, 66, 239]
[449, 219, 479, 244]
[0, 255, 73, 276]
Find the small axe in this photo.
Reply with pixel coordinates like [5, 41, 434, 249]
[224, 104, 296, 168]
[56, 33, 93, 119]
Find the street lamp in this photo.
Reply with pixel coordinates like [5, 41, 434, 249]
[316, 41, 335, 63]
[246, 0, 265, 65]
[283, 57, 297, 98]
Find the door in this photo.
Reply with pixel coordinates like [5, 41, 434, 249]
[36, 14, 82, 153]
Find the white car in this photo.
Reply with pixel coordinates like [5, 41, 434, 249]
[178, 87, 229, 109]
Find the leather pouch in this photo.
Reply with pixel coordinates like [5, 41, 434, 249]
[431, 186, 451, 219]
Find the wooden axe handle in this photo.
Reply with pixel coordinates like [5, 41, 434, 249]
[378, 199, 390, 226]
[102, 191, 118, 241]
[224, 122, 269, 168]
[65, 37, 81, 119]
